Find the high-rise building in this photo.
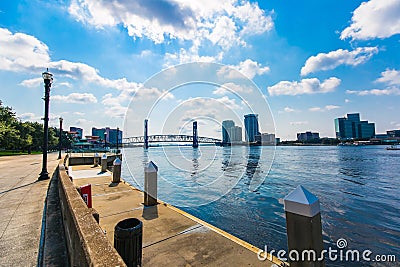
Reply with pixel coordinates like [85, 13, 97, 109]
[244, 114, 259, 142]
[297, 131, 320, 141]
[222, 120, 235, 144]
[334, 113, 375, 140]
[229, 126, 242, 143]
[69, 127, 83, 139]
[92, 127, 123, 145]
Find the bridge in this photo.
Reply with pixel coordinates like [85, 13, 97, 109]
[124, 120, 221, 148]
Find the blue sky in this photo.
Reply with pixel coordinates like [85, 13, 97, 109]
[0, 0, 399, 140]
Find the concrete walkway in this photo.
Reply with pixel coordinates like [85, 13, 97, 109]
[70, 165, 283, 267]
[0, 153, 59, 267]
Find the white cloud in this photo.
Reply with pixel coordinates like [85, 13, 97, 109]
[341, 0, 400, 40]
[73, 112, 85, 116]
[345, 99, 351, 103]
[19, 77, 43, 88]
[235, 59, 270, 79]
[68, 0, 273, 52]
[301, 47, 378, 76]
[0, 28, 50, 72]
[283, 107, 296, 113]
[217, 59, 270, 79]
[348, 68, 400, 96]
[325, 105, 340, 110]
[163, 47, 223, 66]
[208, 16, 241, 50]
[52, 93, 98, 104]
[346, 88, 400, 96]
[267, 77, 341, 96]
[309, 105, 340, 112]
[290, 121, 308, 125]
[376, 69, 400, 85]
[18, 112, 38, 122]
[212, 82, 253, 95]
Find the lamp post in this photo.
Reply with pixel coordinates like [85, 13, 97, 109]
[39, 69, 53, 180]
[104, 131, 107, 150]
[58, 117, 63, 160]
[116, 127, 119, 154]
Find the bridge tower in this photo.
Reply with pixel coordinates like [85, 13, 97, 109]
[144, 119, 149, 149]
[192, 121, 199, 148]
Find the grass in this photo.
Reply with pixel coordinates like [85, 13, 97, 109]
[0, 151, 42, 157]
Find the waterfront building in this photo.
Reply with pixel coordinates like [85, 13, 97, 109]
[92, 127, 123, 145]
[255, 133, 276, 145]
[222, 120, 235, 144]
[334, 113, 375, 140]
[229, 126, 242, 143]
[69, 127, 83, 139]
[387, 130, 400, 137]
[297, 131, 320, 141]
[244, 114, 260, 142]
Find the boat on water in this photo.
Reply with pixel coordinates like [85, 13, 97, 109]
[386, 145, 400, 150]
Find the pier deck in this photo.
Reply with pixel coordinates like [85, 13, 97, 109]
[69, 165, 280, 267]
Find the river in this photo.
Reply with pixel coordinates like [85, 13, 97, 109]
[121, 145, 400, 266]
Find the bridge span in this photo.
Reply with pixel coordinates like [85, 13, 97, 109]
[124, 120, 221, 148]
[123, 134, 221, 144]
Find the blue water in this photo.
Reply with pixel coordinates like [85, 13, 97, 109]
[121, 145, 400, 266]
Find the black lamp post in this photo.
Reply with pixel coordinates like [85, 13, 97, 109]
[58, 117, 63, 160]
[39, 69, 53, 180]
[104, 131, 107, 150]
[116, 127, 119, 153]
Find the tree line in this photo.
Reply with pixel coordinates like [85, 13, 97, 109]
[0, 100, 72, 153]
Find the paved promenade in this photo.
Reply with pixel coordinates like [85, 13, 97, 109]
[70, 165, 282, 267]
[0, 153, 59, 266]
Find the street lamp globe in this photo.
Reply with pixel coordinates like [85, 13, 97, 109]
[42, 69, 53, 83]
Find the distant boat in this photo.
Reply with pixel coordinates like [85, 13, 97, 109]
[386, 145, 400, 150]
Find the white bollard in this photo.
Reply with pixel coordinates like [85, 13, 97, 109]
[101, 153, 108, 173]
[144, 161, 158, 206]
[284, 185, 325, 267]
[93, 153, 100, 167]
[112, 157, 122, 183]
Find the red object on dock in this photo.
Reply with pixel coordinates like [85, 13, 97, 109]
[80, 184, 92, 208]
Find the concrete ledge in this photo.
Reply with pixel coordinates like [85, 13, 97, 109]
[68, 155, 121, 166]
[58, 164, 126, 266]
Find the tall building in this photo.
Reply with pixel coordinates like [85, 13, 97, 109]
[297, 131, 320, 141]
[69, 127, 83, 139]
[334, 113, 375, 140]
[229, 126, 242, 143]
[92, 127, 123, 145]
[222, 120, 235, 144]
[244, 114, 259, 142]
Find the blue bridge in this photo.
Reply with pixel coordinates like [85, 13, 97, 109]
[123, 120, 221, 148]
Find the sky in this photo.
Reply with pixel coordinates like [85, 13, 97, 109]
[0, 0, 399, 140]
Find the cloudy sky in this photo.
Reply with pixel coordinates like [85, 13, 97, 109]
[1, 0, 399, 140]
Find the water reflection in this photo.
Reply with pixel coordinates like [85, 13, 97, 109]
[191, 148, 200, 177]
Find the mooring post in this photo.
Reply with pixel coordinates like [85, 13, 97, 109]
[284, 185, 325, 267]
[101, 153, 108, 173]
[93, 153, 99, 167]
[112, 157, 122, 183]
[144, 161, 158, 206]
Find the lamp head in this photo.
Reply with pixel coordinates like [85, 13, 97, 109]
[42, 68, 53, 84]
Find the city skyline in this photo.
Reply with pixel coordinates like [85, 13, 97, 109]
[1, 1, 400, 140]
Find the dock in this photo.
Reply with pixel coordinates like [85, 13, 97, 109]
[69, 164, 282, 266]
